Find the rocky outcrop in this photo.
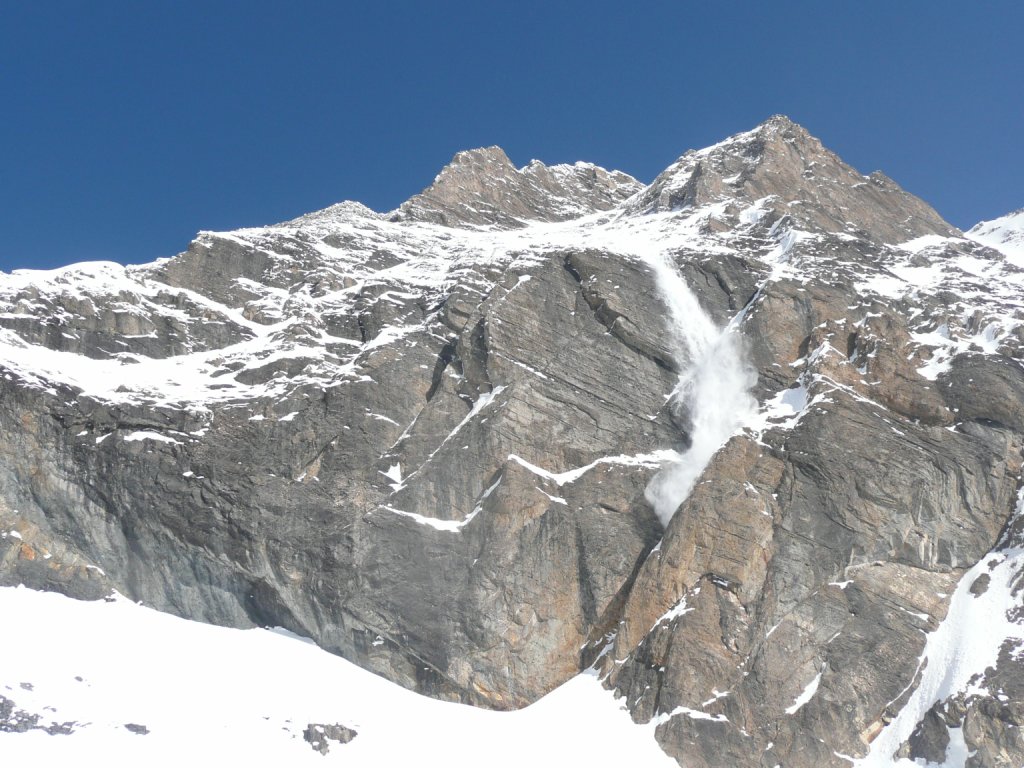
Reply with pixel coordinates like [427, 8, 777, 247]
[392, 146, 643, 227]
[0, 694, 77, 735]
[1, 117, 1023, 767]
[303, 722, 357, 754]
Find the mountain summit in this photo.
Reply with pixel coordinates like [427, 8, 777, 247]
[630, 115, 957, 243]
[1, 118, 1023, 767]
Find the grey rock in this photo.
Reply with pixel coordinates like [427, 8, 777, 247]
[940, 354, 1024, 432]
[0, 694, 77, 735]
[898, 706, 949, 763]
[303, 722, 357, 754]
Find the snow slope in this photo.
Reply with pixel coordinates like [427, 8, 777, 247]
[967, 209, 1024, 267]
[0, 586, 677, 768]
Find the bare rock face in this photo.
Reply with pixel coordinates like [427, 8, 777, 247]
[392, 146, 644, 227]
[1, 117, 1023, 767]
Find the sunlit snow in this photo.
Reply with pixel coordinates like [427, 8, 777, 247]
[967, 209, 1024, 267]
[0, 586, 677, 768]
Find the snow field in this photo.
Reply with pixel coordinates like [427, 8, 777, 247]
[0, 586, 677, 768]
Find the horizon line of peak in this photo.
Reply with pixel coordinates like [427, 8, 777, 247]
[431, 115, 812, 182]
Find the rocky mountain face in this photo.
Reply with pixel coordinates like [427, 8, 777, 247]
[2, 115, 1023, 767]
[393, 145, 644, 227]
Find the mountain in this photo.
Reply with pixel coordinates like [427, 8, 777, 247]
[2, 115, 1023, 767]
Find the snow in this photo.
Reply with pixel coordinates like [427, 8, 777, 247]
[378, 474, 502, 532]
[895, 235, 958, 254]
[762, 224, 816, 281]
[967, 209, 1024, 267]
[739, 196, 774, 226]
[910, 318, 1004, 381]
[855, 272, 910, 300]
[0, 323, 315, 409]
[750, 382, 810, 434]
[653, 705, 728, 725]
[122, 431, 181, 445]
[10, 170, 1003, 452]
[785, 669, 823, 715]
[392, 386, 507, 496]
[377, 504, 476, 532]
[0, 586, 678, 768]
[700, 689, 730, 707]
[507, 450, 675, 487]
[649, 594, 695, 632]
[941, 727, 971, 768]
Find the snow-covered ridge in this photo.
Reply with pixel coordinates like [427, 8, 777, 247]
[967, 208, 1024, 267]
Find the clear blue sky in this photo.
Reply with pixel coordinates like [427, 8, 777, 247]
[2, 1, 1021, 271]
